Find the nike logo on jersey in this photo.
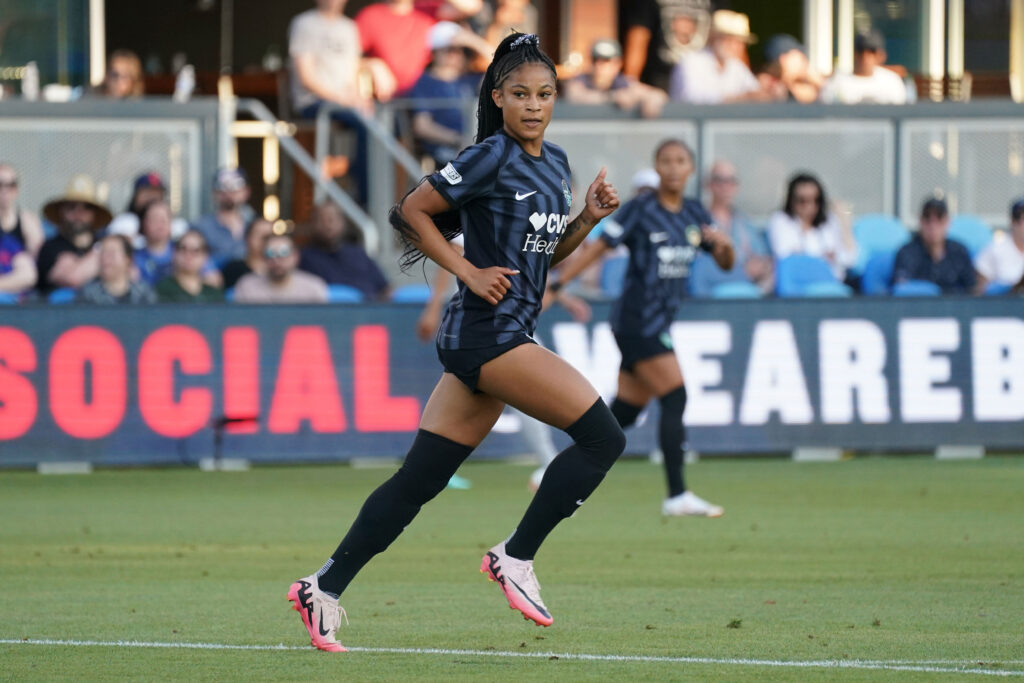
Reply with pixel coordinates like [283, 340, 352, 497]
[516, 190, 538, 200]
[650, 232, 669, 243]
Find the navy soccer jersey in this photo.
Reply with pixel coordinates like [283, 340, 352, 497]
[427, 131, 574, 349]
[600, 193, 714, 337]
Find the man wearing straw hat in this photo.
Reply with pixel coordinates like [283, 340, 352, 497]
[36, 175, 112, 296]
[669, 10, 763, 104]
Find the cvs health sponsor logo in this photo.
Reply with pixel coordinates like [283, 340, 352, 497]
[523, 212, 569, 254]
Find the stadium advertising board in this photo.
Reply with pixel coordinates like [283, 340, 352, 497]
[0, 299, 1021, 466]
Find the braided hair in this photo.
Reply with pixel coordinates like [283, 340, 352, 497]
[391, 32, 557, 270]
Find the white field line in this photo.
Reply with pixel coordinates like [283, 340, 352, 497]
[2, 638, 1023, 677]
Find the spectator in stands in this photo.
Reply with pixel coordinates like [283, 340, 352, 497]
[108, 172, 188, 246]
[690, 160, 772, 296]
[0, 163, 44, 258]
[235, 232, 328, 303]
[37, 175, 112, 295]
[299, 201, 389, 300]
[290, 0, 396, 206]
[192, 168, 255, 266]
[768, 173, 857, 281]
[563, 38, 667, 119]
[758, 34, 822, 103]
[156, 230, 225, 303]
[669, 10, 763, 104]
[418, 0, 484, 23]
[356, 0, 438, 96]
[0, 226, 37, 298]
[621, 0, 711, 92]
[78, 234, 156, 304]
[974, 198, 1024, 293]
[821, 30, 907, 105]
[484, 0, 538, 48]
[133, 200, 175, 286]
[892, 197, 976, 294]
[220, 217, 273, 289]
[408, 21, 488, 167]
[98, 49, 144, 99]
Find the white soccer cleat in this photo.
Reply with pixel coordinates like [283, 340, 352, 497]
[287, 574, 348, 652]
[661, 490, 724, 518]
[527, 466, 546, 492]
[480, 542, 553, 626]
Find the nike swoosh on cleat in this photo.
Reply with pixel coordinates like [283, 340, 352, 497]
[507, 577, 551, 618]
[318, 613, 331, 637]
[515, 191, 537, 200]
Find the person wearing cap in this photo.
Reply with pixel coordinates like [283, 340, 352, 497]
[669, 10, 763, 104]
[821, 30, 907, 105]
[407, 21, 489, 168]
[191, 168, 256, 266]
[564, 38, 667, 119]
[621, 0, 712, 92]
[36, 175, 112, 295]
[892, 197, 976, 294]
[973, 198, 1024, 294]
[107, 171, 189, 246]
[758, 34, 822, 103]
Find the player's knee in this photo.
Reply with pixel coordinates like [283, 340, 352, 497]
[659, 386, 687, 417]
[394, 429, 474, 505]
[566, 398, 626, 471]
[610, 397, 644, 429]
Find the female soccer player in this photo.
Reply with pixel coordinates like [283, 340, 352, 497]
[548, 139, 735, 518]
[288, 32, 623, 652]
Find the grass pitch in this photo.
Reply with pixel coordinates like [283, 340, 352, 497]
[2, 455, 1023, 680]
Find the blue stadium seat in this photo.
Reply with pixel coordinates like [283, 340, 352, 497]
[892, 279, 941, 297]
[853, 214, 909, 273]
[600, 255, 628, 298]
[984, 282, 1012, 296]
[860, 251, 896, 295]
[224, 287, 235, 302]
[326, 284, 364, 303]
[803, 280, 853, 297]
[48, 287, 76, 304]
[391, 283, 431, 303]
[0, 292, 18, 305]
[710, 281, 762, 299]
[948, 215, 992, 257]
[775, 254, 837, 297]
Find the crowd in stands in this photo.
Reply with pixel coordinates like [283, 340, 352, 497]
[2, 1, 1020, 305]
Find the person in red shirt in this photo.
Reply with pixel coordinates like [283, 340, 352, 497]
[356, 0, 437, 94]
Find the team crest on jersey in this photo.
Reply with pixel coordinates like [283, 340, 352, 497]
[685, 224, 702, 247]
[561, 179, 572, 209]
[440, 163, 462, 185]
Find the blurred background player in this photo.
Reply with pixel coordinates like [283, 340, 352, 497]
[547, 139, 734, 517]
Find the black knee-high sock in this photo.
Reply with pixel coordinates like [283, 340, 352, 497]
[659, 386, 687, 498]
[316, 430, 473, 597]
[610, 397, 644, 429]
[505, 399, 626, 561]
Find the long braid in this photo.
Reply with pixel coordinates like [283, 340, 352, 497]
[391, 32, 557, 270]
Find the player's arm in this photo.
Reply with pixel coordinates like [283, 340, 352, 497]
[550, 167, 619, 266]
[395, 182, 517, 305]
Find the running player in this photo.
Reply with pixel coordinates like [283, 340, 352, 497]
[288, 32, 623, 652]
[548, 139, 735, 518]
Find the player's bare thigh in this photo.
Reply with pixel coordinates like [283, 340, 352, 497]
[629, 352, 685, 399]
[616, 368, 654, 407]
[419, 373, 506, 447]
[476, 343, 601, 430]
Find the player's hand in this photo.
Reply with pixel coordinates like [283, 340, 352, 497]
[583, 167, 620, 223]
[557, 290, 592, 323]
[465, 266, 518, 305]
[702, 225, 729, 248]
[415, 307, 441, 342]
